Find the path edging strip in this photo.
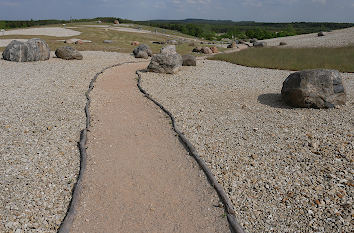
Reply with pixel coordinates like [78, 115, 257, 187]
[136, 70, 246, 233]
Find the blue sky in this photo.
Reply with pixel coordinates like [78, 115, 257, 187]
[0, 0, 353, 22]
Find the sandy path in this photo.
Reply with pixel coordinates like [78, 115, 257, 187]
[70, 63, 229, 232]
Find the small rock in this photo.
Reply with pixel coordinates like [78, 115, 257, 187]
[133, 44, 152, 58]
[55, 46, 83, 60]
[131, 41, 140, 46]
[210, 46, 218, 53]
[192, 47, 202, 53]
[103, 40, 113, 43]
[182, 54, 196, 66]
[201, 47, 212, 54]
[253, 41, 267, 47]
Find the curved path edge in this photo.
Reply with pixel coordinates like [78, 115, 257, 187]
[57, 61, 142, 233]
[136, 70, 246, 233]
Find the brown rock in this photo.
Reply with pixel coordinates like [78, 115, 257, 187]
[131, 41, 140, 46]
[201, 47, 212, 54]
[210, 46, 218, 53]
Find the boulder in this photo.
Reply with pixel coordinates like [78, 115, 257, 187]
[227, 42, 237, 48]
[2, 38, 50, 62]
[152, 41, 165, 44]
[281, 69, 346, 108]
[192, 47, 202, 53]
[131, 41, 140, 46]
[253, 42, 267, 47]
[182, 54, 196, 66]
[210, 46, 218, 53]
[114, 19, 119, 24]
[160, 45, 176, 55]
[318, 31, 325, 37]
[201, 47, 212, 54]
[250, 38, 258, 43]
[147, 53, 182, 74]
[133, 44, 152, 58]
[103, 40, 113, 43]
[135, 50, 149, 59]
[55, 46, 83, 60]
[279, 42, 287, 46]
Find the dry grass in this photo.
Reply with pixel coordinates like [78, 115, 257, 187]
[210, 46, 354, 72]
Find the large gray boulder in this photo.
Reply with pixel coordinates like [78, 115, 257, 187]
[182, 55, 196, 66]
[160, 45, 176, 55]
[133, 44, 152, 58]
[147, 53, 183, 74]
[55, 46, 83, 60]
[281, 69, 346, 108]
[2, 38, 50, 62]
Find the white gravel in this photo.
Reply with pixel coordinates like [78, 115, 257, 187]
[140, 60, 354, 233]
[0, 27, 81, 37]
[0, 52, 135, 233]
[262, 27, 354, 48]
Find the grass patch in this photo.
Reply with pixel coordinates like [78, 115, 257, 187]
[209, 46, 354, 72]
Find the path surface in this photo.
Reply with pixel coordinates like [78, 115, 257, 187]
[71, 63, 229, 232]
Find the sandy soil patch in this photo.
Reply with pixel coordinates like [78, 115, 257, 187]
[140, 60, 353, 232]
[0, 27, 81, 37]
[262, 27, 354, 48]
[0, 52, 135, 232]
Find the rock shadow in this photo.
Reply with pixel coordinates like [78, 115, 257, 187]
[257, 93, 293, 109]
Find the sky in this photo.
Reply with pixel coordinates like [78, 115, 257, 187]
[0, 0, 353, 22]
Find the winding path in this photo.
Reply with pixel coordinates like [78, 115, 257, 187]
[69, 63, 230, 232]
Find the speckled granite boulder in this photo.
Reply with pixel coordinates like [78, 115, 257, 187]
[2, 38, 50, 62]
[55, 46, 83, 60]
[281, 69, 346, 108]
[147, 53, 182, 74]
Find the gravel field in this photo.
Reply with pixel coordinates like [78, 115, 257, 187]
[0, 52, 135, 232]
[0, 27, 81, 37]
[140, 60, 354, 232]
[261, 27, 354, 48]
